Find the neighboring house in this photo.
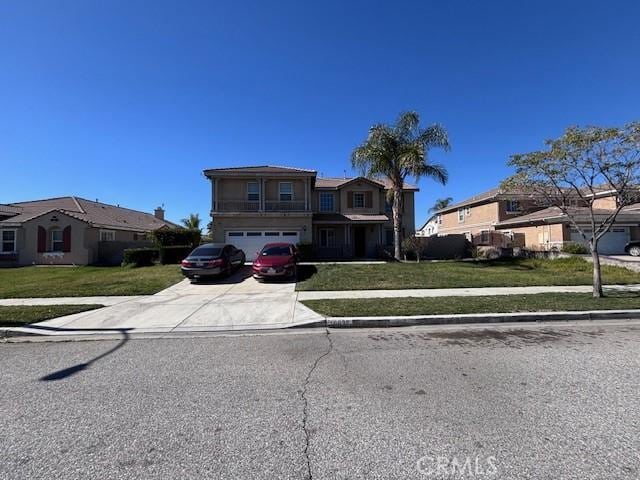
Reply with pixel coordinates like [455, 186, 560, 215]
[494, 205, 640, 254]
[428, 187, 640, 254]
[204, 165, 417, 259]
[416, 215, 440, 237]
[430, 188, 543, 240]
[0, 197, 178, 266]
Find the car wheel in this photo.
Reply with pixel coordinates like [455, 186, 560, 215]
[629, 246, 640, 256]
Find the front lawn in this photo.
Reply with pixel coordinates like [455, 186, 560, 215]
[0, 305, 104, 327]
[0, 265, 183, 298]
[296, 257, 640, 291]
[302, 292, 640, 317]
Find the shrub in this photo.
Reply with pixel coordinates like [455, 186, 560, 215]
[296, 242, 313, 261]
[561, 242, 589, 254]
[152, 228, 201, 248]
[159, 245, 192, 264]
[122, 248, 159, 267]
[474, 246, 501, 260]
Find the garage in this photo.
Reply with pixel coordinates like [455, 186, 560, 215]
[571, 227, 629, 255]
[225, 230, 300, 260]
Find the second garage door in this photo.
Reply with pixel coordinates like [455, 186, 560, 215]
[225, 230, 300, 261]
[570, 227, 629, 255]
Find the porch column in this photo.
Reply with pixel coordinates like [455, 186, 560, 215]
[304, 178, 308, 211]
[213, 178, 219, 211]
[260, 178, 265, 212]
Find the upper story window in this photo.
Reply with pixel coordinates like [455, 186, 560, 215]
[436, 215, 442, 225]
[384, 199, 392, 214]
[319, 192, 334, 212]
[279, 182, 293, 201]
[100, 230, 116, 242]
[51, 229, 64, 252]
[247, 182, 260, 202]
[353, 192, 365, 208]
[458, 208, 465, 223]
[505, 200, 521, 213]
[464, 207, 471, 216]
[1, 229, 16, 253]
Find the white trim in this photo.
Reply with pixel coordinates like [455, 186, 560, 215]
[278, 181, 294, 201]
[99, 229, 116, 242]
[0, 228, 17, 253]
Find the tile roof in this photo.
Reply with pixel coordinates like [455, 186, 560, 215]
[203, 165, 317, 175]
[313, 213, 390, 223]
[315, 177, 418, 191]
[495, 206, 640, 228]
[0, 197, 179, 231]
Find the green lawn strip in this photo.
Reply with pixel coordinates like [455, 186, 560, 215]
[296, 257, 640, 291]
[301, 292, 640, 317]
[0, 265, 183, 298]
[0, 305, 104, 327]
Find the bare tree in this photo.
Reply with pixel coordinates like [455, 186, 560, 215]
[503, 122, 640, 297]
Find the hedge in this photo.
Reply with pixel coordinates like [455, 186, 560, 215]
[159, 245, 193, 265]
[152, 228, 201, 248]
[122, 248, 159, 267]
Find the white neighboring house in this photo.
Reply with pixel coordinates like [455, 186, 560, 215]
[416, 214, 442, 237]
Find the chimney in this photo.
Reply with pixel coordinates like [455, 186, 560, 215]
[154, 206, 165, 220]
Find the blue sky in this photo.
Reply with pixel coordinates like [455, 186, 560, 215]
[1, 1, 639, 228]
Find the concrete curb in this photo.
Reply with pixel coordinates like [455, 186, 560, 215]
[323, 309, 640, 328]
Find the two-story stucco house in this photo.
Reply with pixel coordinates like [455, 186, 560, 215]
[204, 165, 417, 259]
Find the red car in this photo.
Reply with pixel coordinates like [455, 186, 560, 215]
[252, 243, 298, 280]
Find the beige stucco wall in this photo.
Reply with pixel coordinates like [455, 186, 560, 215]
[18, 213, 92, 265]
[438, 202, 499, 235]
[211, 215, 313, 243]
[214, 177, 309, 207]
[506, 223, 568, 249]
[339, 181, 381, 215]
[592, 196, 617, 209]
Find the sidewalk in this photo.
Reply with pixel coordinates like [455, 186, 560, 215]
[296, 284, 640, 300]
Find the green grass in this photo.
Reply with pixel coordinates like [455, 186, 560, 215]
[302, 292, 640, 317]
[0, 305, 104, 326]
[0, 265, 183, 298]
[296, 257, 640, 291]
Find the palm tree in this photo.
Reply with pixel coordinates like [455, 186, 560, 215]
[429, 197, 453, 213]
[352, 111, 450, 260]
[181, 213, 202, 232]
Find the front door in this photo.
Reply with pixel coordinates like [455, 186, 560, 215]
[354, 226, 366, 257]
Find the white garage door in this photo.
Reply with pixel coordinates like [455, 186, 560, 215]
[570, 227, 629, 255]
[225, 230, 300, 261]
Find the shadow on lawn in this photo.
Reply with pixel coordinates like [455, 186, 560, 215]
[33, 327, 131, 382]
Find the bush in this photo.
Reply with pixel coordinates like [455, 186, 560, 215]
[473, 246, 501, 260]
[159, 245, 192, 264]
[561, 242, 589, 254]
[122, 248, 159, 267]
[296, 242, 313, 261]
[153, 228, 201, 248]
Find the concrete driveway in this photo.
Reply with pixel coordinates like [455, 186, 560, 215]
[18, 267, 323, 335]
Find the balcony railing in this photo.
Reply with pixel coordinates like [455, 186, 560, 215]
[214, 200, 308, 212]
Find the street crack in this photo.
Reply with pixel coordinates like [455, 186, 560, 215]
[301, 328, 333, 480]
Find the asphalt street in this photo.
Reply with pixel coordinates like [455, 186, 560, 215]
[1, 321, 639, 479]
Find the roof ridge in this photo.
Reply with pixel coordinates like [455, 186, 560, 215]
[204, 165, 317, 173]
[10, 195, 75, 205]
[74, 197, 159, 217]
[71, 196, 86, 214]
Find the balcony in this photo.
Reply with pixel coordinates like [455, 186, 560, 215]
[214, 200, 308, 213]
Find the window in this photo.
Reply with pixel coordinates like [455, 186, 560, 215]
[319, 228, 336, 247]
[247, 182, 260, 202]
[282, 232, 298, 237]
[505, 200, 520, 213]
[436, 215, 442, 225]
[458, 208, 465, 223]
[464, 207, 471, 216]
[384, 200, 392, 214]
[99, 230, 116, 242]
[353, 192, 365, 208]
[1, 230, 16, 253]
[51, 229, 64, 252]
[246, 232, 262, 237]
[228, 232, 244, 237]
[319, 192, 335, 212]
[480, 230, 490, 243]
[265, 232, 280, 236]
[279, 182, 293, 201]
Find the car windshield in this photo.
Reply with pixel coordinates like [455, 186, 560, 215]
[190, 247, 222, 257]
[261, 246, 291, 256]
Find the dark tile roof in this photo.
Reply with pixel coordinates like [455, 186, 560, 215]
[1, 196, 179, 231]
[313, 213, 390, 223]
[495, 206, 640, 228]
[203, 165, 317, 175]
[315, 177, 418, 191]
